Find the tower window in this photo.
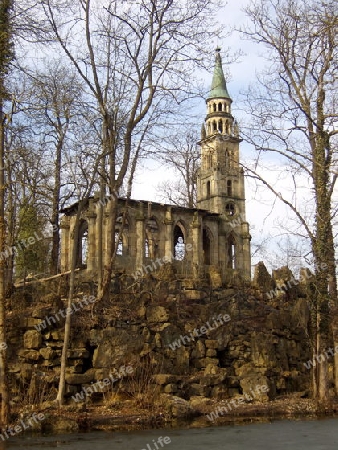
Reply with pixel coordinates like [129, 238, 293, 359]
[227, 180, 232, 196]
[115, 232, 123, 256]
[213, 103, 216, 112]
[218, 102, 222, 111]
[213, 121, 217, 132]
[218, 120, 223, 133]
[228, 234, 236, 269]
[206, 181, 211, 199]
[226, 202, 235, 216]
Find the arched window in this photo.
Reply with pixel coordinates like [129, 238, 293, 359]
[228, 234, 236, 269]
[115, 214, 129, 256]
[76, 220, 88, 268]
[115, 232, 123, 256]
[227, 180, 232, 196]
[218, 102, 222, 111]
[213, 103, 217, 112]
[225, 149, 230, 168]
[203, 227, 212, 265]
[145, 217, 159, 259]
[213, 121, 217, 132]
[218, 120, 223, 133]
[226, 202, 235, 216]
[206, 180, 211, 199]
[173, 223, 186, 261]
[145, 239, 150, 257]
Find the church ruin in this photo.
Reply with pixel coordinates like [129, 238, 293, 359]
[60, 49, 251, 283]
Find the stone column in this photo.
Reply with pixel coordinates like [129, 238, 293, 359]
[135, 203, 145, 271]
[60, 217, 70, 272]
[164, 207, 173, 260]
[86, 212, 97, 273]
[192, 212, 201, 278]
[241, 222, 251, 281]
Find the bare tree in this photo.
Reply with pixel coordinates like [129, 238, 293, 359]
[0, 0, 14, 427]
[40, 0, 223, 302]
[241, 0, 337, 400]
[155, 130, 200, 208]
[21, 61, 84, 274]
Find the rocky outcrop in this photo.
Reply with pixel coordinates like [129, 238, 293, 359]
[7, 268, 316, 409]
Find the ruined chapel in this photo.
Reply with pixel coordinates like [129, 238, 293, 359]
[60, 49, 251, 283]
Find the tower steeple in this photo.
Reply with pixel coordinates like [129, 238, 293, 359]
[208, 47, 230, 101]
[197, 48, 251, 279]
[203, 48, 235, 139]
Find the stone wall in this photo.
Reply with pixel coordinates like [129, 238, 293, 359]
[7, 266, 316, 406]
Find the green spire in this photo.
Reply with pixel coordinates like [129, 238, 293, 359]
[207, 47, 230, 100]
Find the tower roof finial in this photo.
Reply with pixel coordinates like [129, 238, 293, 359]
[207, 47, 230, 100]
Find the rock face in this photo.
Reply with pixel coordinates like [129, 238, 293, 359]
[8, 268, 315, 407]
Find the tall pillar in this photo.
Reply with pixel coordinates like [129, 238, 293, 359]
[164, 207, 173, 260]
[135, 203, 145, 271]
[192, 212, 201, 277]
[241, 222, 251, 281]
[60, 217, 70, 272]
[86, 213, 97, 273]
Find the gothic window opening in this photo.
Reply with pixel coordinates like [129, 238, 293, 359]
[115, 214, 129, 256]
[173, 224, 186, 261]
[76, 220, 88, 268]
[145, 239, 150, 258]
[115, 232, 123, 256]
[226, 202, 235, 216]
[225, 149, 230, 168]
[227, 180, 232, 196]
[213, 121, 217, 132]
[218, 102, 222, 111]
[207, 152, 213, 169]
[218, 120, 223, 133]
[206, 181, 211, 199]
[213, 103, 216, 112]
[203, 227, 212, 265]
[145, 217, 159, 259]
[228, 234, 236, 269]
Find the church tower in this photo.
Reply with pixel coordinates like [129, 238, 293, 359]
[197, 48, 251, 280]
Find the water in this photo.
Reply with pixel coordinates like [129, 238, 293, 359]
[3, 417, 338, 449]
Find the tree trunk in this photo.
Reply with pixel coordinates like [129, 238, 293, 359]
[50, 137, 63, 275]
[0, 102, 9, 425]
[56, 202, 82, 404]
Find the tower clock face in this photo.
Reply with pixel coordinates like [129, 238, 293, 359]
[225, 202, 235, 216]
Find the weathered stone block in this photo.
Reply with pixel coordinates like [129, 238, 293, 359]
[189, 383, 210, 396]
[65, 368, 96, 385]
[239, 375, 270, 402]
[191, 340, 205, 359]
[194, 357, 219, 369]
[24, 330, 42, 349]
[205, 339, 218, 349]
[39, 347, 55, 360]
[17, 349, 41, 361]
[146, 305, 169, 323]
[163, 384, 178, 393]
[67, 349, 90, 359]
[153, 374, 178, 385]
